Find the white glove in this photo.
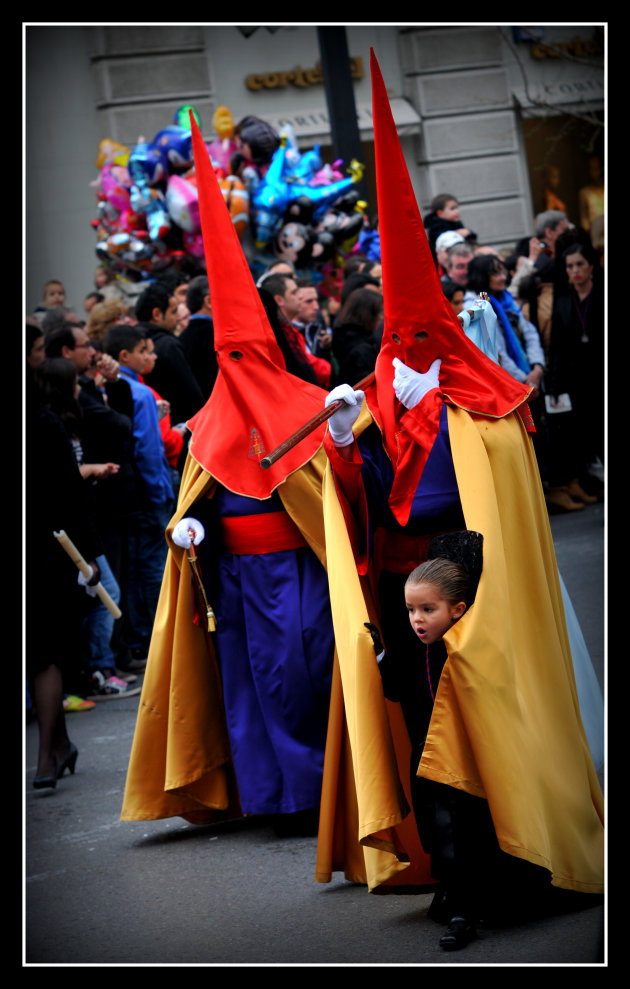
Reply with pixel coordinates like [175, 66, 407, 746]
[77, 567, 98, 597]
[325, 384, 365, 447]
[392, 357, 441, 409]
[172, 517, 205, 549]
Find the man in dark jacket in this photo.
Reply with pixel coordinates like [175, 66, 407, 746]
[178, 274, 217, 403]
[134, 281, 205, 426]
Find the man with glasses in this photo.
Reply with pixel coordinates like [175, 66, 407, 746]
[44, 322, 96, 373]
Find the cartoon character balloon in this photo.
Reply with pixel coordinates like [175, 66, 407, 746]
[152, 125, 194, 174]
[165, 173, 201, 234]
[251, 139, 365, 250]
[234, 114, 280, 168]
[272, 221, 336, 269]
[95, 138, 130, 170]
[207, 105, 239, 175]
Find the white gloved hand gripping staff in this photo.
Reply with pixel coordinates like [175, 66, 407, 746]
[172, 517, 206, 549]
[325, 384, 365, 447]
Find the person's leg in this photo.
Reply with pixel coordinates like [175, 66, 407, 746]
[122, 506, 170, 655]
[81, 555, 121, 675]
[32, 664, 73, 783]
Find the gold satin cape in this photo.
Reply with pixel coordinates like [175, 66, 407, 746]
[120, 445, 331, 824]
[315, 403, 604, 895]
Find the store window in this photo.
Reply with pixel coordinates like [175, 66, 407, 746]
[520, 113, 604, 235]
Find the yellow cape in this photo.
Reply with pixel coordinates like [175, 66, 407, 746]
[315, 404, 604, 894]
[121, 445, 331, 824]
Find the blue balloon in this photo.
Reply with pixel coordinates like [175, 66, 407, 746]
[251, 141, 364, 249]
[152, 125, 194, 173]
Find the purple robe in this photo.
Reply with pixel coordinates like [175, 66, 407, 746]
[209, 487, 334, 816]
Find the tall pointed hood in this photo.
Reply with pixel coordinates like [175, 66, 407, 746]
[186, 112, 327, 498]
[367, 50, 532, 524]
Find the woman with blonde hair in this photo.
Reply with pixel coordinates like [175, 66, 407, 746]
[86, 298, 131, 349]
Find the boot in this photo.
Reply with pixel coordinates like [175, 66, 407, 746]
[546, 487, 584, 512]
[566, 478, 597, 504]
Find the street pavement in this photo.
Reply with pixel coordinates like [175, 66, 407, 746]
[24, 501, 606, 967]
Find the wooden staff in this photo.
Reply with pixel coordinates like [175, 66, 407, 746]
[186, 528, 216, 632]
[260, 372, 375, 470]
[53, 530, 122, 619]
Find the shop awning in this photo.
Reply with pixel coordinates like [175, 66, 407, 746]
[262, 98, 421, 146]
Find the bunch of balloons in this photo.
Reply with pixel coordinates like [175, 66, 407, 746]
[91, 105, 250, 279]
[91, 106, 371, 283]
[238, 121, 367, 272]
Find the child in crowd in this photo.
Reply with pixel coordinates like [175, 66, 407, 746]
[139, 334, 187, 490]
[441, 277, 465, 317]
[32, 279, 67, 324]
[103, 323, 175, 661]
[423, 194, 477, 258]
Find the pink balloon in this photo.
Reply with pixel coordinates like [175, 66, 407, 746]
[101, 163, 132, 213]
[182, 231, 205, 258]
[206, 136, 238, 175]
[166, 173, 201, 233]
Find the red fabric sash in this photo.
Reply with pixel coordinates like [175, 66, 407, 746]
[221, 512, 308, 555]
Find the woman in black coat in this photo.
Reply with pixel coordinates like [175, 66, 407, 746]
[546, 240, 604, 505]
[331, 287, 384, 386]
[26, 361, 104, 788]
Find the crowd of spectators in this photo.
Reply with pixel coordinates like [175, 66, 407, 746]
[433, 200, 604, 512]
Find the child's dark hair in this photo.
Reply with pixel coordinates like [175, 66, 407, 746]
[430, 193, 458, 213]
[103, 322, 146, 360]
[441, 278, 463, 303]
[406, 557, 469, 606]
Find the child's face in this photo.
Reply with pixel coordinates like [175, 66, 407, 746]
[439, 200, 460, 223]
[449, 290, 464, 315]
[142, 337, 157, 375]
[405, 581, 466, 645]
[43, 282, 65, 307]
[124, 339, 148, 374]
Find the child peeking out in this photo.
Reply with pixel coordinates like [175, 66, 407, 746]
[366, 536, 498, 953]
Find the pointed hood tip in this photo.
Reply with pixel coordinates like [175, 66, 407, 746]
[186, 106, 330, 497]
[367, 49, 533, 505]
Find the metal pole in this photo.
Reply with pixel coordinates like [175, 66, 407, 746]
[316, 26, 369, 206]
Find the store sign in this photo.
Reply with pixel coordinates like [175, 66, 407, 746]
[246, 57, 364, 91]
[530, 36, 604, 59]
[263, 99, 421, 141]
[513, 74, 604, 108]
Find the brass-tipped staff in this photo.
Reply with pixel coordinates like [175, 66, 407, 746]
[186, 527, 216, 632]
[260, 372, 375, 470]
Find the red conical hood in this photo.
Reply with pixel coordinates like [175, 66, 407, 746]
[367, 50, 531, 523]
[186, 112, 327, 498]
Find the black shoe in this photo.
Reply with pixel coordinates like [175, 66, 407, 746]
[56, 743, 78, 779]
[439, 916, 476, 951]
[33, 772, 57, 790]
